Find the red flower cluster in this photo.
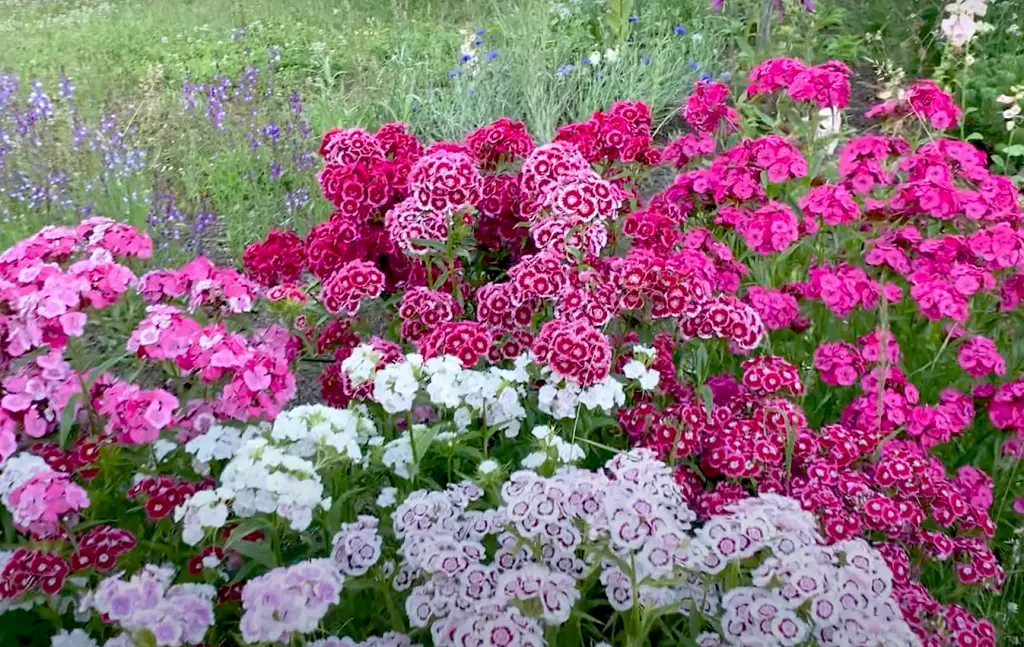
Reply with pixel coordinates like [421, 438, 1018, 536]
[741, 355, 804, 396]
[417, 321, 492, 368]
[127, 475, 215, 520]
[397, 287, 460, 342]
[317, 159, 395, 218]
[318, 127, 385, 165]
[70, 525, 136, 572]
[679, 295, 766, 352]
[29, 440, 101, 479]
[408, 150, 483, 213]
[475, 173, 525, 253]
[532, 319, 612, 387]
[385, 199, 447, 257]
[610, 250, 714, 319]
[682, 80, 738, 134]
[243, 229, 305, 287]
[0, 548, 69, 598]
[319, 260, 385, 315]
[464, 118, 535, 171]
[553, 100, 658, 165]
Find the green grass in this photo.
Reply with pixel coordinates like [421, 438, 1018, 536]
[0, 0, 726, 258]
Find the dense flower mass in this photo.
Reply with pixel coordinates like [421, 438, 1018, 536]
[2, 59, 1023, 647]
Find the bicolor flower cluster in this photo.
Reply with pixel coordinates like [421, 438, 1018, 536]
[3, 57, 1023, 647]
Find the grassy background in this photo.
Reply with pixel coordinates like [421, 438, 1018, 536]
[0, 0, 726, 259]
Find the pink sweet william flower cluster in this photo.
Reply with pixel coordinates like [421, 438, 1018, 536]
[0, 348, 82, 444]
[682, 80, 738, 135]
[747, 58, 853, 108]
[139, 256, 258, 315]
[96, 382, 180, 444]
[126, 304, 296, 424]
[0, 222, 142, 360]
[866, 80, 963, 130]
[1, 452, 88, 538]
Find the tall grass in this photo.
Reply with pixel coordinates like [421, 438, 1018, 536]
[0, 0, 729, 259]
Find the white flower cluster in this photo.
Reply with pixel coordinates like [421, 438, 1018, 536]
[180, 437, 329, 545]
[343, 347, 532, 437]
[997, 85, 1024, 132]
[390, 481, 553, 647]
[0, 452, 48, 506]
[270, 404, 376, 459]
[382, 432, 415, 479]
[941, 0, 992, 48]
[51, 629, 99, 647]
[622, 359, 659, 390]
[681, 495, 922, 647]
[382, 450, 919, 647]
[184, 424, 244, 474]
[374, 360, 421, 414]
[538, 373, 625, 419]
[520, 425, 584, 469]
[341, 344, 384, 388]
[331, 515, 383, 576]
[175, 405, 377, 545]
[311, 633, 421, 647]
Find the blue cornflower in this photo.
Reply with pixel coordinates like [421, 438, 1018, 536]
[448, 68, 464, 79]
[475, 28, 485, 35]
[700, 72, 712, 82]
[596, 71, 606, 81]
[473, 38, 483, 46]
[486, 49, 500, 61]
[465, 88, 475, 96]
[460, 53, 472, 62]
[674, 25, 687, 35]
[628, 14, 638, 23]
[556, 64, 574, 78]
[641, 54, 651, 66]
[687, 59, 702, 71]
[719, 72, 732, 82]
[581, 56, 591, 65]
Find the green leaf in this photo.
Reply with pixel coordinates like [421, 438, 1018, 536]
[408, 237, 445, 250]
[87, 351, 132, 387]
[224, 518, 275, 550]
[1004, 145, 1024, 158]
[134, 629, 157, 647]
[232, 540, 278, 568]
[966, 132, 984, 141]
[1, 509, 15, 543]
[697, 383, 714, 418]
[412, 424, 439, 462]
[59, 392, 82, 449]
